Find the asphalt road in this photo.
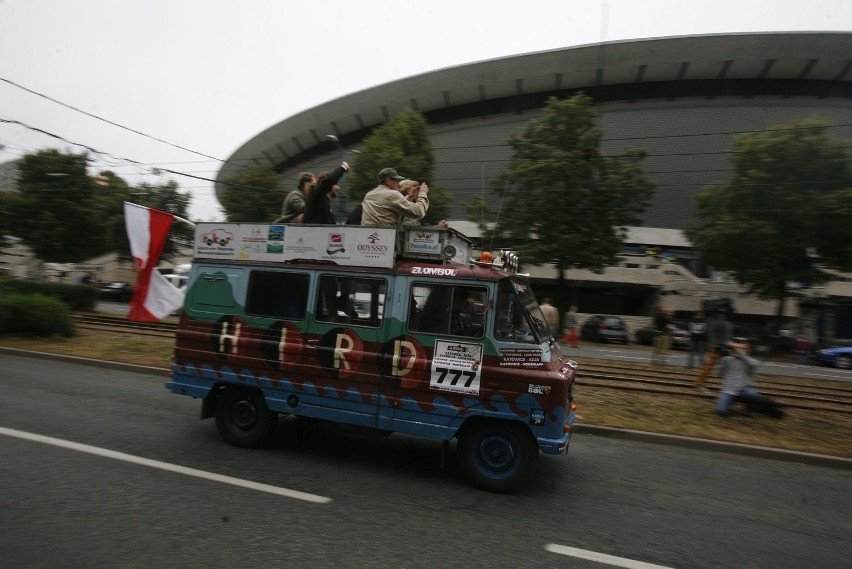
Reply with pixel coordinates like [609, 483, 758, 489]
[2, 353, 851, 568]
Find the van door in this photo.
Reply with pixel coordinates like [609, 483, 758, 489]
[379, 277, 491, 437]
[304, 271, 391, 428]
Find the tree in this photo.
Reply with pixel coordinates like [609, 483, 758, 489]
[685, 117, 852, 330]
[5, 149, 112, 262]
[346, 109, 451, 225]
[476, 94, 655, 310]
[219, 163, 286, 222]
[2, 149, 194, 268]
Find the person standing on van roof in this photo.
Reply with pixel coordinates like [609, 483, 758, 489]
[303, 162, 350, 224]
[397, 179, 448, 228]
[273, 171, 317, 223]
[361, 168, 429, 227]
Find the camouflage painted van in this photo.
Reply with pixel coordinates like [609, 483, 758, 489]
[167, 223, 578, 492]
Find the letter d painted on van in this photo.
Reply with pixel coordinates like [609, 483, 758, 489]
[393, 339, 417, 377]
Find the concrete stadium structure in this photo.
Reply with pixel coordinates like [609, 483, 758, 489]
[215, 32, 852, 325]
[217, 32, 852, 228]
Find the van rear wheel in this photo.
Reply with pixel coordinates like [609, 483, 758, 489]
[215, 388, 277, 448]
[457, 421, 538, 493]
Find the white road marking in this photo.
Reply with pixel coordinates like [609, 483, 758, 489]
[545, 543, 676, 569]
[0, 426, 331, 504]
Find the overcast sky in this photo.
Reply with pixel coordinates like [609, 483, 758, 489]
[1, 0, 850, 221]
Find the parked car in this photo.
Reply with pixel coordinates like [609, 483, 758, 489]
[634, 321, 690, 350]
[812, 345, 852, 369]
[580, 315, 629, 344]
[98, 282, 134, 302]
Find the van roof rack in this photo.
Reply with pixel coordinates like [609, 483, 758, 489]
[191, 223, 476, 269]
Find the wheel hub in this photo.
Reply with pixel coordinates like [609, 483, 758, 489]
[232, 400, 257, 430]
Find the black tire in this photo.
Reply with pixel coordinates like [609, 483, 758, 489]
[457, 421, 538, 493]
[836, 355, 852, 370]
[215, 388, 277, 448]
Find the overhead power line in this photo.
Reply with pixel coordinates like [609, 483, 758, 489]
[0, 117, 279, 191]
[0, 75, 240, 167]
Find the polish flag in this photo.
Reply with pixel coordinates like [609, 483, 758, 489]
[124, 202, 186, 322]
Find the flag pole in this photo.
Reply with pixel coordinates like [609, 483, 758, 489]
[124, 201, 196, 227]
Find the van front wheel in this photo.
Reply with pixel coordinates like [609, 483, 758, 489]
[457, 422, 538, 493]
[215, 388, 277, 448]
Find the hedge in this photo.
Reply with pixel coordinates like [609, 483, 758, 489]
[0, 293, 75, 337]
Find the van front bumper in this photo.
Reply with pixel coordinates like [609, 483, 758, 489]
[538, 409, 575, 455]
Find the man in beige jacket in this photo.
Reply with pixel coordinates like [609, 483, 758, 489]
[361, 168, 429, 227]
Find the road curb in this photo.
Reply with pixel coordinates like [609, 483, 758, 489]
[4, 346, 851, 471]
[1, 346, 167, 377]
[573, 425, 852, 471]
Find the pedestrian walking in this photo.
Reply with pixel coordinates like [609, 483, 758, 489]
[687, 310, 708, 369]
[651, 305, 673, 366]
[695, 305, 733, 391]
[794, 333, 811, 365]
[562, 305, 579, 348]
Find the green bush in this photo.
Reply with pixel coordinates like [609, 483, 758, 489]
[0, 278, 97, 311]
[0, 293, 76, 337]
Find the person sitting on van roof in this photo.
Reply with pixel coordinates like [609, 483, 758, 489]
[303, 162, 349, 224]
[273, 171, 317, 223]
[398, 179, 449, 228]
[361, 168, 429, 227]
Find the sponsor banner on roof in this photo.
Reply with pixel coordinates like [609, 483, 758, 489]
[192, 223, 396, 268]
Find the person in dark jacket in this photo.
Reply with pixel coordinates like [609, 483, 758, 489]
[651, 305, 673, 366]
[345, 203, 363, 225]
[687, 310, 708, 370]
[695, 309, 733, 391]
[302, 161, 349, 224]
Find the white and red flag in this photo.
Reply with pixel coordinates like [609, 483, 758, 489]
[123, 202, 186, 322]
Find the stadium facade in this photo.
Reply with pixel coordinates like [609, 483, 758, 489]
[215, 32, 852, 324]
[217, 32, 852, 228]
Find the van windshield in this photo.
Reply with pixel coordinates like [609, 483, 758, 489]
[495, 278, 550, 343]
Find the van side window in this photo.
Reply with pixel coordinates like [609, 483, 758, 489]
[315, 275, 387, 327]
[246, 271, 309, 319]
[409, 283, 488, 337]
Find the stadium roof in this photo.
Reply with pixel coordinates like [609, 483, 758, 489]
[217, 31, 852, 191]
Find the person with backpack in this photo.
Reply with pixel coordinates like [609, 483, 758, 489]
[695, 305, 733, 391]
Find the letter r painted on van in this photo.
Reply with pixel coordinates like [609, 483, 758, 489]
[317, 328, 364, 378]
[334, 333, 354, 370]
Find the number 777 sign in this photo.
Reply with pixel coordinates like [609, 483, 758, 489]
[430, 340, 483, 395]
